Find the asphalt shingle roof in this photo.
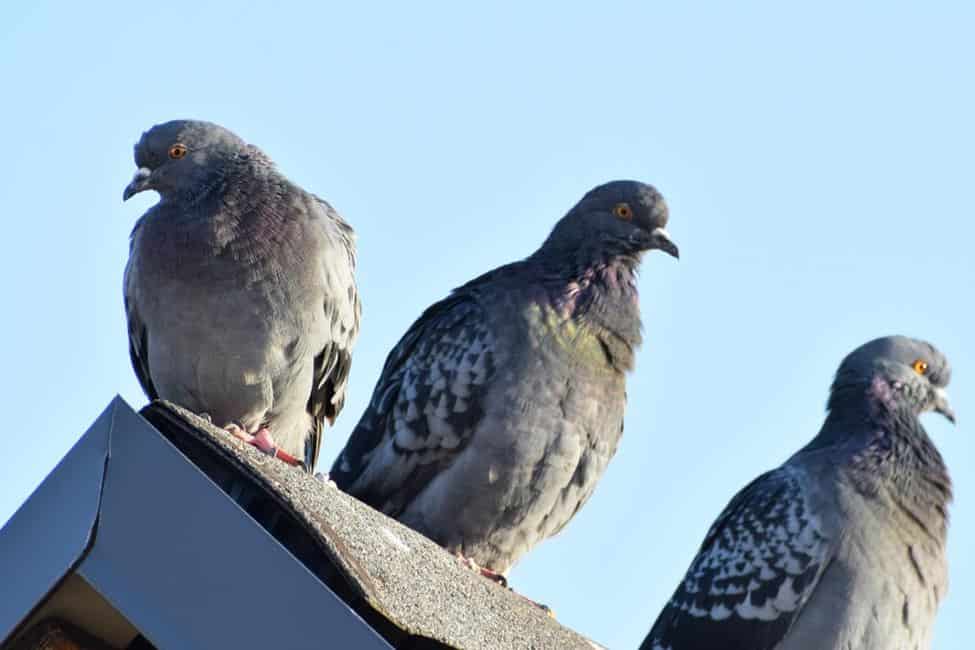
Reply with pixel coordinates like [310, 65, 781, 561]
[142, 401, 603, 650]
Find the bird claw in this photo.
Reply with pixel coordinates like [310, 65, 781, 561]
[224, 425, 303, 468]
[477, 565, 509, 588]
[453, 553, 554, 615]
[455, 553, 509, 588]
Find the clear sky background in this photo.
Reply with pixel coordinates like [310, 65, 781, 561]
[1, 2, 972, 648]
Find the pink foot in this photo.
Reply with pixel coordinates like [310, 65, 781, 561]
[225, 424, 303, 468]
[455, 552, 509, 588]
[454, 553, 554, 615]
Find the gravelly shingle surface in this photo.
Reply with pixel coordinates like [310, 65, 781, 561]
[143, 401, 603, 650]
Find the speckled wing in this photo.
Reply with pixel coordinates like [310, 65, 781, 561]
[642, 467, 832, 650]
[304, 197, 361, 471]
[331, 292, 496, 516]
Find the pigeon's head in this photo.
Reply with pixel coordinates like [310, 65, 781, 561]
[831, 335, 955, 424]
[123, 120, 252, 202]
[541, 180, 679, 260]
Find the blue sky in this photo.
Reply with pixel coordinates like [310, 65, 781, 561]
[1, 2, 972, 647]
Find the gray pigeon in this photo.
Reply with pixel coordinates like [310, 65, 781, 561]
[123, 120, 360, 471]
[642, 335, 955, 650]
[331, 180, 678, 577]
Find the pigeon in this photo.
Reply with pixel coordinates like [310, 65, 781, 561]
[123, 120, 360, 472]
[331, 180, 679, 578]
[642, 335, 955, 650]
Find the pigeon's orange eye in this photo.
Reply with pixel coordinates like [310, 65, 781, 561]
[912, 359, 929, 375]
[614, 203, 633, 220]
[168, 144, 188, 159]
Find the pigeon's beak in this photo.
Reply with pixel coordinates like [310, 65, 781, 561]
[649, 227, 680, 259]
[932, 387, 956, 425]
[123, 168, 153, 201]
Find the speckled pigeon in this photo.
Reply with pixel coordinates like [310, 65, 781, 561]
[331, 180, 678, 577]
[642, 335, 955, 650]
[123, 120, 360, 472]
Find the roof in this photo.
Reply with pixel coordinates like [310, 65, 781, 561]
[0, 397, 603, 650]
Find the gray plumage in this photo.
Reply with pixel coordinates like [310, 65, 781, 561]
[642, 335, 955, 650]
[331, 180, 678, 574]
[123, 120, 360, 471]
